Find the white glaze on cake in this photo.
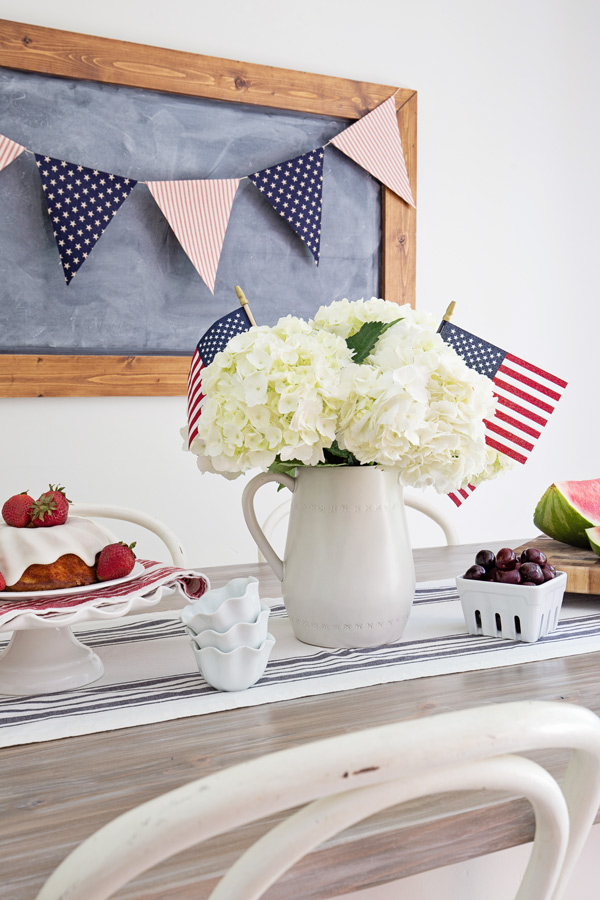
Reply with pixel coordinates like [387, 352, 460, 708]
[0, 516, 118, 586]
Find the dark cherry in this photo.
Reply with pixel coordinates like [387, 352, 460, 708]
[464, 564, 487, 580]
[495, 548, 517, 571]
[475, 549, 496, 571]
[469, 546, 556, 586]
[520, 547, 548, 567]
[520, 562, 545, 585]
[541, 564, 556, 582]
[495, 568, 521, 584]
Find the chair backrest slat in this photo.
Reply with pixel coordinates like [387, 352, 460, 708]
[36, 700, 600, 900]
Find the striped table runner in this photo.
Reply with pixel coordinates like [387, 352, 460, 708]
[1, 581, 600, 748]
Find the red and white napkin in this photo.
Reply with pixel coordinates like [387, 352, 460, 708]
[0, 560, 209, 628]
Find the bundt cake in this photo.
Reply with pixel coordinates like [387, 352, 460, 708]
[0, 516, 118, 592]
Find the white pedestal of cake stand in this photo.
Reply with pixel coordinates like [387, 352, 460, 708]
[0, 572, 167, 696]
[0, 626, 103, 695]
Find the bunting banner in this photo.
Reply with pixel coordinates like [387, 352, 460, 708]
[34, 154, 137, 284]
[0, 133, 26, 173]
[331, 95, 415, 207]
[147, 178, 240, 294]
[248, 148, 324, 265]
[1, 92, 414, 291]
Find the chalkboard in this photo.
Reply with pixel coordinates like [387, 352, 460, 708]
[0, 67, 381, 352]
[0, 20, 416, 396]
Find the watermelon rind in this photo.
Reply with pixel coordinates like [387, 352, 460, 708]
[533, 481, 600, 548]
[587, 526, 600, 558]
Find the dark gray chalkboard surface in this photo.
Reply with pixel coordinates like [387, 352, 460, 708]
[0, 20, 416, 395]
[0, 66, 381, 354]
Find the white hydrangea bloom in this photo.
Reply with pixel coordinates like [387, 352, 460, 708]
[468, 447, 515, 487]
[312, 297, 435, 340]
[184, 297, 513, 492]
[189, 316, 352, 475]
[331, 307, 512, 492]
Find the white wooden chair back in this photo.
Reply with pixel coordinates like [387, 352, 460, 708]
[70, 503, 188, 567]
[258, 487, 459, 561]
[36, 700, 600, 900]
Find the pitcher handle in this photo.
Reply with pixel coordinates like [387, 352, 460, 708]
[242, 472, 296, 581]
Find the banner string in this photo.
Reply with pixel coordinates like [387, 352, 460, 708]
[2, 91, 412, 290]
[12, 91, 401, 187]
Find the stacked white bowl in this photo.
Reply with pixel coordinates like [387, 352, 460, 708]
[181, 576, 275, 691]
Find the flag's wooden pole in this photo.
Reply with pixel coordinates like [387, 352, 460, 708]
[235, 285, 257, 326]
[442, 301, 456, 322]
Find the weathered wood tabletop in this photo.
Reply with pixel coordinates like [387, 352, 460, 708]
[3, 538, 600, 900]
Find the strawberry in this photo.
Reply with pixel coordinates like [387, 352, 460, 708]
[30, 484, 71, 527]
[96, 542, 137, 582]
[2, 491, 34, 527]
[0, 571, 5, 591]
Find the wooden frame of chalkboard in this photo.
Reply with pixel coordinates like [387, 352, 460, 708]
[0, 19, 416, 398]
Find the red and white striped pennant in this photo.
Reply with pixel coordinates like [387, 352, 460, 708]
[146, 178, 240, 293]
[330, 95, 414, 207]
[0, 133, 26, 173]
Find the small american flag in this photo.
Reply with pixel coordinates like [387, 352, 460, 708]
[187, 308, 252, 448]
[438, 319, 568, 507]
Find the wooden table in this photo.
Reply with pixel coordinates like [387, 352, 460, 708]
[3, 539, 600, 899]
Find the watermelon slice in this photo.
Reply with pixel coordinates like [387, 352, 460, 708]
[533, 479, 600, 548]
[587, 526, 600, 557]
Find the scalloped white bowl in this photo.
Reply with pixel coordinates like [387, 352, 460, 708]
[181, 576, 260, 634]
[192, 633, 275, 691]
[189, 603, 270, 652]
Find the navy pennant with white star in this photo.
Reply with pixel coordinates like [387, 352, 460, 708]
[248, 148, 324, 265]
[34, 154, 137, 284]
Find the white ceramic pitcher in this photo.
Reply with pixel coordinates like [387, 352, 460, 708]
[242, 465, 415, 648]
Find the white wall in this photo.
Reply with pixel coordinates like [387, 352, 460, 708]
[2, 4, 599, 896]
[1, 0, 599, 566]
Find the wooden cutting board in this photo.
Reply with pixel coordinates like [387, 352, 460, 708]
[515, 536, 600, 595]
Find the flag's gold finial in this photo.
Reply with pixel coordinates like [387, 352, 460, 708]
[235, 285, 257, 327]
[442, 301, 456, 322]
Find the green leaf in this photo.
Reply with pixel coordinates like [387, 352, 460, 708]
[322, 441, 362, 466]
[323, 440, 351, 460]
[346, 318, 402, 364]
[268, 445, 372, 483]
[267, 457, 302, 488]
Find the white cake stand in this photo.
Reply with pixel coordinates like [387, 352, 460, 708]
[0, 572, 166, 695]
[0, 626, 106, 695]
